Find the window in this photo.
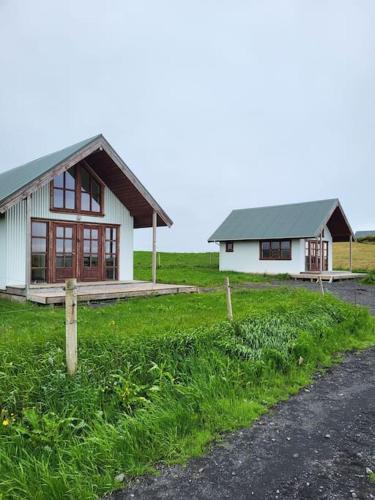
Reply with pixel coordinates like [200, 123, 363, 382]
[52, 167, 76, 210]
[55, 226, 74, 269]
[225, 241, 234, 252]
[83, 228, 99, 268]
[105, 227, 118, 279]
[51, 164, 103, 215]
[260, 240, 291, 260]
[31, 221, 48, 282]
[81, 167, 101, 213]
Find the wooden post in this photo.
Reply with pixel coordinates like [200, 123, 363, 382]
[349, 235, 353, 273]
[65, 278, 77, 376]
[318, 276, 325, 295]
[152, 211, 157, 284]
[319, 231, 323, 273]
[25, 195, 31, 298]
[225, 277, 233, 321]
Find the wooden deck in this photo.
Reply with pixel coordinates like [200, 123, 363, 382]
[1, 280, 198, 305]
[289, 271, 366, 282]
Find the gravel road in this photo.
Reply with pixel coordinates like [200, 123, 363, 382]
[110, 349, 375, 500]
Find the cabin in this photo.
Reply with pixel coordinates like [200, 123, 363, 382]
[355, 230, 375, 241]
[0, 134, 195, 303]
[208, 199, 360, 280]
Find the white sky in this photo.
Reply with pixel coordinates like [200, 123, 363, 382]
[0, 1, 374, 251]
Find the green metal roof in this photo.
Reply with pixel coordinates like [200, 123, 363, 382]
[208, 199, 340, 242]
[355, 230, 375, 239]
[0, 135, 101, 205]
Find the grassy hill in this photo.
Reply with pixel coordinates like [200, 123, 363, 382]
[333, 241, 375, 272]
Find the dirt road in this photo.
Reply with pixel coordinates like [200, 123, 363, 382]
[111, 349, 375, 500]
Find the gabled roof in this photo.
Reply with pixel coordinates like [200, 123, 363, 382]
[355, 230, 375, 239]
[208, 199, 354, 243]
[0, 134, 172, 228]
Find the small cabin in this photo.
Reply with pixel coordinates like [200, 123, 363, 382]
[208, 199, 355, 276]
[0, 134, 173, 298]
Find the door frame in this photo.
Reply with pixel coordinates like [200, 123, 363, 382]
[50, 221, 78, 283]
[305, 240, 329, 272]
[30, 218, 120, 284]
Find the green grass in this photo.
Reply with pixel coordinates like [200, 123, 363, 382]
[134, 251, 289, 286]
[0, 286, 374, 499]
[333, 242, 375, 273]
[362, 272, 375, 285]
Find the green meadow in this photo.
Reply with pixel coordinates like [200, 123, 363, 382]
[0, 253, 374, 499]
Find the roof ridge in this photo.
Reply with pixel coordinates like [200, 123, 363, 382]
[231, 198, 339, 212]
[0, 134, 102, 177]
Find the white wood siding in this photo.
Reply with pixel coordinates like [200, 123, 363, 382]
[219, 239, 305, 274]
[0, 215, 7, 289]
[2, 183, 134, 287]
[5, 200, 27, 287]
[219, 226, 333, 274]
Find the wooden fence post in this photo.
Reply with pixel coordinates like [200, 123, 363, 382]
[318, 277, 325, 296]
[65, 278, 77, 376]
[225, 277, 233, 321]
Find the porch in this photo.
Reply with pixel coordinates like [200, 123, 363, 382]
[1, 280, 198, 305]
[290, 271, 366, 282]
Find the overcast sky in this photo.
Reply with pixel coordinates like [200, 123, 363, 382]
[0, 1, 374, 251]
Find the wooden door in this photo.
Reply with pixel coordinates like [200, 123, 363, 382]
[53, 222, 77, 282]
[306, 240, 326, 272]
[79, 225, 102, 281]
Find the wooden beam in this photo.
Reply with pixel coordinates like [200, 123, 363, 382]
[152, 211, 157, 284]
[349, 235, 353, 273]
[320, 231, 323, 273]
[25, 195, 31, 298]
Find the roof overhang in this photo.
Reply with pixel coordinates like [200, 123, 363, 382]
[316, 199, 354, 242]
[0, 135, 172, 228]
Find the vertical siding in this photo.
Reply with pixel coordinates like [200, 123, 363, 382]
[219, 239, 304, 274]
[31, 183, 134, 280]
[0, 215, 7, 289]
[6, 200, 27, 287]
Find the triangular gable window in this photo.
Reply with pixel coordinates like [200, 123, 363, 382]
[51, 163, 104, 216]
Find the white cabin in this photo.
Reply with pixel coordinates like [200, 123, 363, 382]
[208, 199, 354, 275]
[0, 134, 172, 291]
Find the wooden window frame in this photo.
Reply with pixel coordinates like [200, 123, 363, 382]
[31, 220, 49, 283]
[259, 239, 292, 260]
[30, 218, 120, 284]
[225, 241, 234, 253]
[104, 226, 119, 280]
[50, 162, 105, 217]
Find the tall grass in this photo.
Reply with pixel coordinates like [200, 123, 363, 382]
[0, 289, 374, 499]
[333, 241, 375, 272]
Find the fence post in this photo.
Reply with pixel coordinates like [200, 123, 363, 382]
[225, 277, 233, 321]
[318, 277, 325, 296]
[65, 278, 78, 376]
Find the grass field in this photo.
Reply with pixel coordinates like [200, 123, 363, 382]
[1, 295, 374, 499]
[0, 254, 375, 498]
[333, 241, 375, 272]
[134, 251, 288, 286]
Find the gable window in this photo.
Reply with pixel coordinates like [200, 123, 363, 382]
[53, 167, 76, 210]
[51, 164, 103, 215]
[225, 241, 234, 252]
[260, 240, 291, 260]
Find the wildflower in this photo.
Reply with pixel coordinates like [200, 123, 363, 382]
[2, 419, 9, 426]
